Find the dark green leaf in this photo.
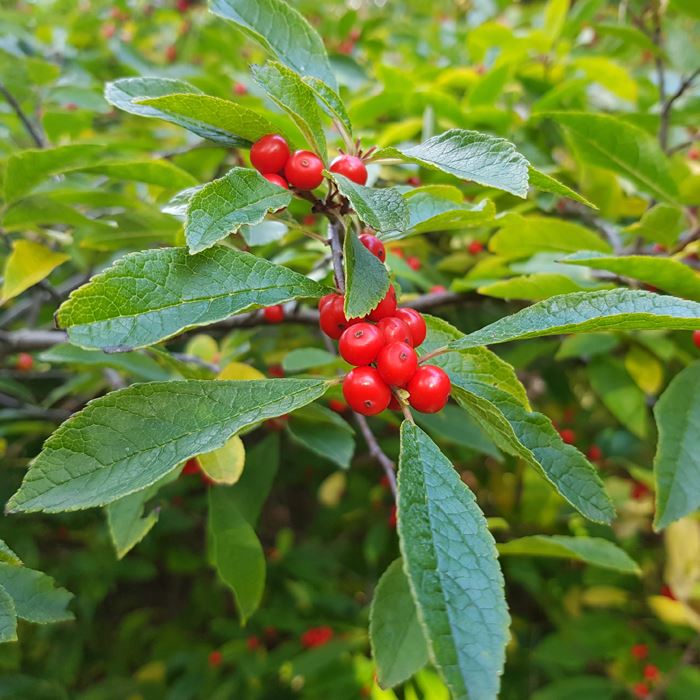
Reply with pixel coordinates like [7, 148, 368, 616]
[287, 404, 354, 469]
[6, 379, 328, 513]
[0, 564, 73, 624]
[343, 228, 390, 319]
[0, 585, 17, 643]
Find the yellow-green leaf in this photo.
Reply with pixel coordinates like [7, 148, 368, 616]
[1, 240, 68, 304]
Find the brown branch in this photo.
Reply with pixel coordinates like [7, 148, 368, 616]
[0, 81, 46, 148]
[328, 219, 346, 293]
[0, 329, 67, 354]
[353, 412, 397, 497]
[660, 67, 700, 151]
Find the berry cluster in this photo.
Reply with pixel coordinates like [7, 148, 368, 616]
[318, 233, 451, 416]
[249, 133, 368, 191]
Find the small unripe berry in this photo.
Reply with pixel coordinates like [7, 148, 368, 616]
[407, 365, 451, 413]
[358, 232, 386, 262]
[285, 150, 325, 190]
[251, 134, 290, 174]
[343, 367, 391, 415]
[329, 154, 368, 185]
[263, 305, 284, 323]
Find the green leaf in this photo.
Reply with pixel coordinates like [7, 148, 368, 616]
[545, 112, 680, 204]
[563, 252, 700, 301]
[185, 167, 292, 253]
[398, 422, 509, 700]
[287, 404, 354, 469]
[0, 541, 21, 567]
[588, 357, 649, 438]
[498, 535, 640, 574]
[343, 228, 390, 319]
[105, 78, 248, 146]
[375, 129, 529, 197]
[330, 173, 409, 235]
[136, 93, 282, 146]
[478, 273, 607, 302]
[0, 563, 73, 624]
[251, 61, 327, 159]
[282, 348, 337, 373]
[653, 362, 700, 530]
[210, 0, 336, 89]
[81, 160, 198, 190]
[369, 558, 429, 688]
[106, 470, 179, 559]
[527, 167, 598, 208]
[209, 489, 265, 624]
[56, 247, 326, 351]
[304, 76, 352, 141]
[490, 215, 611, 260]
[198, 435, 246, 485]
[1, 240, 69, 304]
[6, 378, 328, 513]
[625, 204, 686, 247]
[0, 585, 17, 643]
[449, 290, 700, 351]
[4, 144, 104, 203]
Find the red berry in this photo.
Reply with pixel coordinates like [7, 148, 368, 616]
[693, 330, 700, 349]
[251, 134, 290, 174]
[358, 232, 386, 262]
[263, 173, 288, 188]
[318, 292, 339, 312]
[587, 444, 603, 461]
[558, 428, 575, 444]
[407, 176, 421, 187]
[377, 317, 413, 346]
[391, 248, 405, 259]
[319, 295, 355, 339]
[246, 636, 261, 651]
[233, 82, 247, 95]
[208, 650, 223, 667]
[377, 342, 418, 386]
[368, 286, 397, 321]
[653, 243, 667, 253]
[268, 364, 285, 378]
[16, 352, 33, 371]
[632, 682, 649, 699]
[643, 664, 660, 681]
[631, 644, 649, 660]
[263, 305, 284, 323]
[660, 584, 676, 600]
[388, 394, 401, 411]
[301, 626, 334, 649]
[631, 481, 650, 500]
[407, 365, 451, 413]
[328, 399, 348, 413]
[339, 322, 385, 366]
[165, 45, 178, 63]
[394, 308, 427, 346]
[285, 150, 325, 190]
[406, 255, 421, 271]
[329, 154, 368, 185]
[430, 285, 447, 294]
[303, 214, 316, 226]
[689, 146, 700, 161]
[388, 505, 397, 528]
[343, 367, 391, 416]
[468, 240, 484, 255]
[182, 458, 200, 476]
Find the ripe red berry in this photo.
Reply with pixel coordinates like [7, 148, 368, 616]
[343, 367, 391, 415]
[233, 82, 247, 95]
[328, 399, 348, 413]
[358, 232, 386, 262]
[407, 176, 421, 187]
[689, 146, 700, 161]
[406, 255, 421, 271]
[693, 329, 700, 349]
[301, 626, 334, 649]
[319, 295, 355, 339]
[430, 285, 447, 294]
[643, 664, 660, 681]
[377, 342, 418, 386]
[263, 173, 288, 188]
[468, 240, 484, 255]
[631, 481, 650, 500]
[246, 636, 261, 651]
[407, 365, 451, 413]
[182, 458, 200, 476]
[263, 305, 284, 323]
[377, 316, 413, 346]
[285, 150, 325, 190]
[268, 364, 285, 378]
[16, 352, 34, 371]
[631, 644, 649, 661]
[632, 682, 649, 699]
[394, 308, 427, 346]
[660, 584, 676, 600]
[303, 214, 316, 226]
[251, 134, 290, 174]
[558, 428, 575, 444]
[388, 505, 397, 528]
[329, 154, 368, 185]
[587, 444, 603, 461]
[165, 45, 178, 63]
[208, 650, 223, 667]
[368, 286, 397, 321]
[339, 322, 385, 366]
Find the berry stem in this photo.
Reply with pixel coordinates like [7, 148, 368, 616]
[418, 346, 449, 364]
[400, 401, 415, 424]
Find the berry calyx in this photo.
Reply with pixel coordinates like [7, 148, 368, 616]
[394, 307, 427, 346]
[329, 154, 368, 185]
[468, 240, 484, 255]
[263, 305, 284, 323]
[339, 322, 385, 366]
[319, 295, 355, 339]
[250, 134, 290, 174]
[377, 341, 418, 386]
[368, 286, 397, 321]
[343, 367, 391, 416]
[16, 352, 34, 371]
[377, 316, 413, 346]
[263, 173, 288, 188]
[693, 329, 700, 349]
[285, 150, 325, 190]
[406, 255, 421, 271]
[407, 365, 451, 413]
[358, 232, 386, 262]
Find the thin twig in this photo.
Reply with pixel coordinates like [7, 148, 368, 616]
[353, 411, 397, 497]
[0, 81, 46, 148]
[328, 219, 346, 292]
[660, 67, 700, 151]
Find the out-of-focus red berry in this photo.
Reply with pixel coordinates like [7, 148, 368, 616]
[388, 505, 397, 528]
[233, 82, 247, 95]
[586, 444, 603, 461]
[430, 285, 447, 294]
[182, 458, 200, 475]
[632, 682, 649, 698]
[406, 255, 422, 270]
[263, 305, 284, 323]
[165, 45, 178, 63]
[328, 399, 348, 413]
[246, 636, 261, 651]
[631, 644, 649, 660]
[208, 650, 223, 667]
[303, 214, 317, 226]
[558, 428, 576, 445]
[693, 330, 700, 349]
[301, 626, 334, 649]
[643, 664, 660, 682]
[16, 353, 34, 371]
[631, 481, 650, 500]
[268, 365, 285, 378]
[660, 584, 676, 600]
[468, 240, 484, 255]
[406, 176, 421, 187]
[688, 146, 700, 161]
